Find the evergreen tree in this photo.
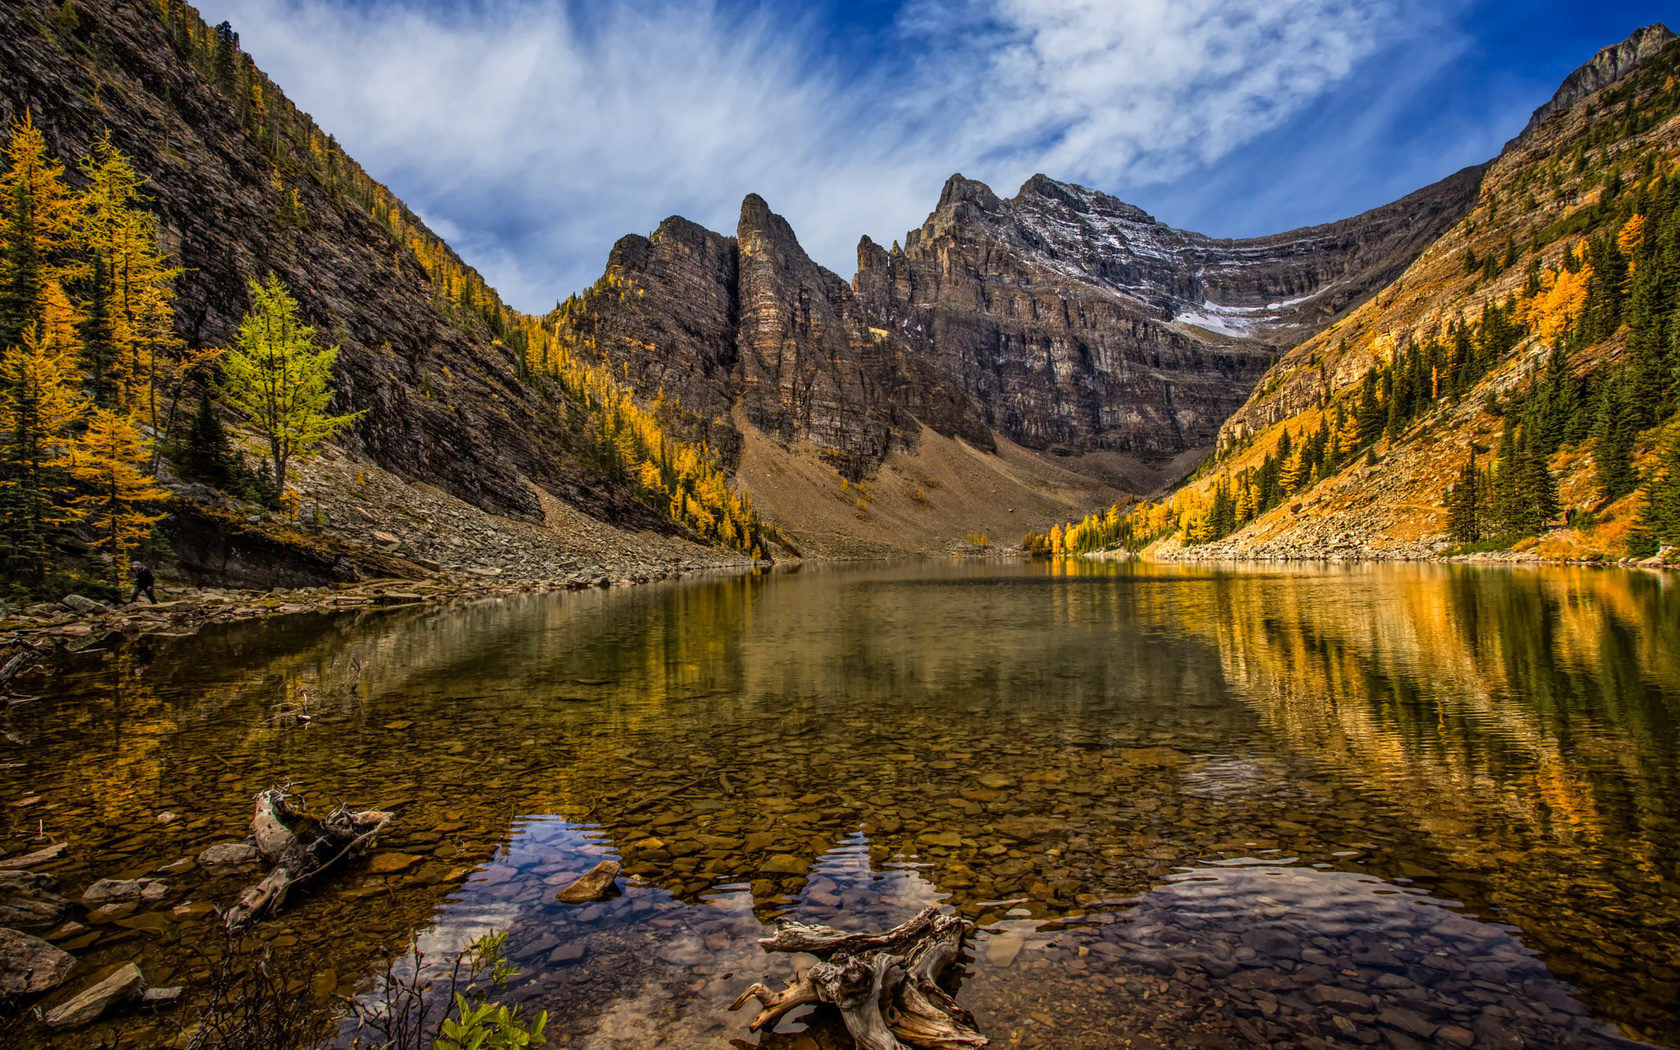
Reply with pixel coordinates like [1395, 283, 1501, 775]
[78, 253, 117, 405]
[1447, 458, 1481, 543]
[1491, 417, 1522, 534]
[0, 114, 76, 353]
[1634, 433, 1680, 551]
[1520, 427, 1561, 529]
[0, 181, 40, 354]
[176, 390, 238, 489]
[1593, 376, 1639, 502]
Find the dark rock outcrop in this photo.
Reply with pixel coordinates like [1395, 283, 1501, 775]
[1515, 23, 1676, 145]
[554, 197, 989, 479]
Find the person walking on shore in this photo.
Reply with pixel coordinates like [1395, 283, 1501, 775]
[131, 561, 157, 604]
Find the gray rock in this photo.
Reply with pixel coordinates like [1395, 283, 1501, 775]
[0, 842, 69, 870]
[0, 926, 77, 994]
[142, 985, 184, 1005]
[80, 879, 168, 906]
[57, 594, 109, 615]
[196, 842, 262, 868]
[0, 871, 68, 929]
[44, 962, 145, 1028]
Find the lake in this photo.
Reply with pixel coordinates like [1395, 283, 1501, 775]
[3, 560, 1677, 1049]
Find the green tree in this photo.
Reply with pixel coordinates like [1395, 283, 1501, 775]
[1447, 457, 1482, 544]
[1630, 432, 1680, 555]
[218, 274, 360, 496]
[176, 389, 239, 490]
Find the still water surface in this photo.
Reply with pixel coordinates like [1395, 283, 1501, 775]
[3, 560, 1678, 1049]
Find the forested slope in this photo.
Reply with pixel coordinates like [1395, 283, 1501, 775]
[1032, 24, 1680, 566]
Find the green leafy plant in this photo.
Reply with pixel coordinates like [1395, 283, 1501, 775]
[434, 995, 548, 1050]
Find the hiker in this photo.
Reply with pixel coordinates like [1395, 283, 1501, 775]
[131, 561, 157, 604]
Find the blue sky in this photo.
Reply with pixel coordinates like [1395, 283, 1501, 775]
[223, 0, 1675, 312]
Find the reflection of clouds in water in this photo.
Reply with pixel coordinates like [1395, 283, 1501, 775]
[404, 820, 954, 1049]
[1178, 755, 1278, 801]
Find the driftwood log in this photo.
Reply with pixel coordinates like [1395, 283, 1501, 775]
[731, 904, 987, 1049]
[224, 787, 392, 929]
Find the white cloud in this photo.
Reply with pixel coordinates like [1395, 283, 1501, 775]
[222, 0, 1408, 310]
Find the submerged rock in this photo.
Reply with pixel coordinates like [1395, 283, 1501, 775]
[0, 871, 68, 929]
[0, 927, 76, 994]
[80, 878, 168, 906]
[196, 842, 262, 869]
[45, 962, 145, 1027]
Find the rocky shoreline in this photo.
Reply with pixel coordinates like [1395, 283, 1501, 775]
[0, 558, 761, 662]
[1091, 541, 1678, 571]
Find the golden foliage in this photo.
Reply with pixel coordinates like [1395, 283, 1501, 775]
[68, 408, 169, 589]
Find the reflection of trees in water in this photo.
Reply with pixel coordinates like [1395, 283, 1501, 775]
[1180, 564, 1680, 1034]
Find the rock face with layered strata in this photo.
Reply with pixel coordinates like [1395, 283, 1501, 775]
[558, 166, 1483, 480]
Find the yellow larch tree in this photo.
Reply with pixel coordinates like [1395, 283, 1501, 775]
[0, 325, 86, 580]
[76, 131, 182, 413]
[68, 408, 169, 590]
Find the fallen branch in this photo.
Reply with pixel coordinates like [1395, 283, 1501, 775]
[224, 787, 391, 930]
[732, 907, 985, 1048]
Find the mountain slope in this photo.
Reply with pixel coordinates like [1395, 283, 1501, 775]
[1106, 24, 1680, 564]
[0, 0, 766, 587]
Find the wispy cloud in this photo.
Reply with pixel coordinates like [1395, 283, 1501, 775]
[226, 0, 1417, 310]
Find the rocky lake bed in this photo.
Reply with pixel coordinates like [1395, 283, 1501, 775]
[0, 561, 1675, 1049]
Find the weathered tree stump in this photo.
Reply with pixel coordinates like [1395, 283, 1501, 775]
[224, 787, 392, 929]
[730, 904, 987, 1048]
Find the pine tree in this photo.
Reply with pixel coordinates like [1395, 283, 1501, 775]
[219, 274, 360, 495]
[0, 181, 40, 354]
[1520, 427, 1560, 529]
[176, 390, 238, 489]
[78, 253, 117, 405]
[67, 408, 168, 591]
[1593, 376, 1638, 502]
[0, 325, 85, 580]
[0, 114, 76, 352]
[1491, 417, 1522, 534]
[1447, 457, 1481, 543]
[76, 132, 182, 415]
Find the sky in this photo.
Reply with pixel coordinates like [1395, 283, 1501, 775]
[219, 0, 1677, 313]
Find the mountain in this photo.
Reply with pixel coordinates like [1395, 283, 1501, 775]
[552, 155, 1483, 554]
[1083, 24, 1680, 564]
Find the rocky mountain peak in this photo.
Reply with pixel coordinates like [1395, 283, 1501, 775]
[1517, 23, 1677, 143]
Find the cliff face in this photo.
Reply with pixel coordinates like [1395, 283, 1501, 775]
[555, 196, 990, 480]
[854, 168, 1485, 457]
[561, 166, 1482, 485]
[0, 0, 662, 532]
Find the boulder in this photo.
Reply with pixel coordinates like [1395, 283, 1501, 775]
[0, 842, 69, 870]
[0, 871, 69, 928]
[0, 927, 77, 994]
[57, 594, 110, 615]
[44, 962, 145, 1027]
